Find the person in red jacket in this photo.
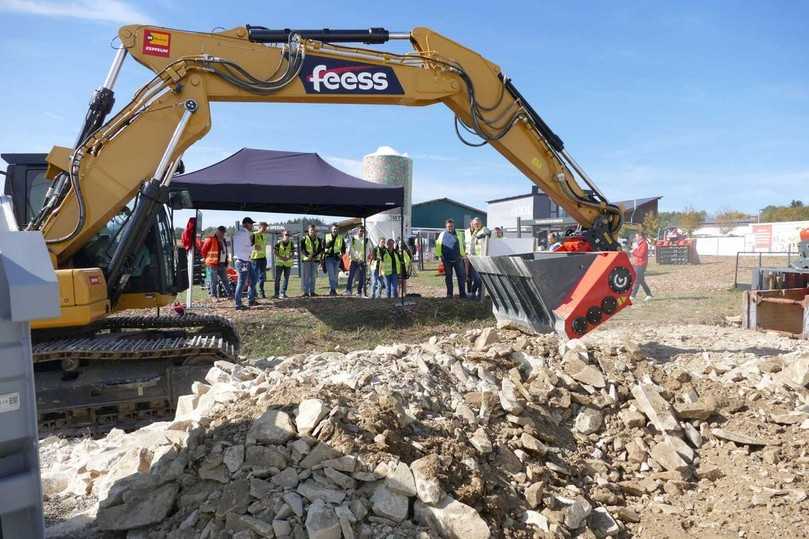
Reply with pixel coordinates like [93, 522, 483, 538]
[630, 231, 653, 301]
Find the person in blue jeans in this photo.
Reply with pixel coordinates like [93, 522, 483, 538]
[323, 224, 346, 296]
[382, 238, 400, 298]
[435, 218, 467, 298]
[233, 217, 258, 309]
[299, 224, 323, 297]
[370, 237, 387, 298]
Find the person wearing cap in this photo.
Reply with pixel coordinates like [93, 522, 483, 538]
[300, 224, 323, 297]
[273, 229, 295, 298]
[323, 223, 346, 296]
[233, 217, 258, 310]
[251, 221, 269, 299]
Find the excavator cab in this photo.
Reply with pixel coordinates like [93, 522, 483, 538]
[1, 154, 188, 307]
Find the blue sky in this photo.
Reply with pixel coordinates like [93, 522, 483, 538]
[1, 0, 807, 228]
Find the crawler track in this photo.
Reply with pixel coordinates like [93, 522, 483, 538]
[33, 314, 240, 432]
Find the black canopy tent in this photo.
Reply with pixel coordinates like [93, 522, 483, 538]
[168, 147, 407, 304]
[169, 148, 403, 218]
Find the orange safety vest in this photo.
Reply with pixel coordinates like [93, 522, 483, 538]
[202, 236, 225, 267]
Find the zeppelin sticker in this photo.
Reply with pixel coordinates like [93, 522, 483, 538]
[0, 392, 20, 414]
[143, 29, 171, 57]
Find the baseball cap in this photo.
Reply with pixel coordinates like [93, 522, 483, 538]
[242, 217, 255, 225]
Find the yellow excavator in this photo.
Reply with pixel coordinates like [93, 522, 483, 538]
[5, 24, 635, 429]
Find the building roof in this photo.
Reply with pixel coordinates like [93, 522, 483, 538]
[614, 196, 662, 208]
[412, 197, 486, 215]
[486, 193, 535, 204]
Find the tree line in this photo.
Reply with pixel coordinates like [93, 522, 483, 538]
[637, 200, 809, 237]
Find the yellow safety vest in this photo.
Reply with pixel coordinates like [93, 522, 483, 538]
[301, 235, 321, 262]
[380, 250, 401, 277]
[435, 230, 466, 258]
[251, 232, 267, 259]
[349, 236, 369, 262]
[324, 233, 344, 258]
[275, 240, 294, 268]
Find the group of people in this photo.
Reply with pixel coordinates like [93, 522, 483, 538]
[436, 217, 490, 299]
[200, 219, 414, 310]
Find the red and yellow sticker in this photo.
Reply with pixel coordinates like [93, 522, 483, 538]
[143, 29, 171, 57]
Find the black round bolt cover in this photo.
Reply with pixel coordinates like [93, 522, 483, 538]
[586, 306, 603, 324]
[601, 295, 618, 314]
[572, 316, 589, 335]
[608, 266, 633, 293]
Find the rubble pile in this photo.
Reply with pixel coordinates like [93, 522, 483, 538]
[41, 326, 809, 538]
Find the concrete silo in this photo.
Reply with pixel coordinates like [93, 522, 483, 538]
[362, 146, 412, 244]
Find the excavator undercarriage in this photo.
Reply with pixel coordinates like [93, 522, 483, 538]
[34, 314, 239, 432]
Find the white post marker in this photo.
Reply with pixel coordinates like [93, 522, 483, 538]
[0, 196, 60, 538]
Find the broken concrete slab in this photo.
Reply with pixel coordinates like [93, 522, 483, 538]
[246, 409, 297, 444]
[415, 496, 491, 539]
[631, 384, 681, 433]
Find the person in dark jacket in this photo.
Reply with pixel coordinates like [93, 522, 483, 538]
[435, 219, 467, 298]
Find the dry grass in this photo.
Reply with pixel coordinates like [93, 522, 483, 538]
[175, 256, 751, 357]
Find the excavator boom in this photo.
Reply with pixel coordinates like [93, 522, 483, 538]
[31, 23, 635, 340]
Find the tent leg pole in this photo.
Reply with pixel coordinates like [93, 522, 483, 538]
[186, 209, 198, 309]
[400, 206, 404, 307]
[362, 217, 367, 298]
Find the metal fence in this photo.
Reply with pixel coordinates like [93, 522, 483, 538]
[733, 250, 793, 289]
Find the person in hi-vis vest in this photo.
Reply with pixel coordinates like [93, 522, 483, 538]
[250, 221, 269, 298]
[273, 229, 295, 298]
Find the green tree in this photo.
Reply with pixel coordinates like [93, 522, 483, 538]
[677, 207, 706, 234]
[715, 209, 749, 234]
[760, 201, 809, 222]
[641, 212, 660, 238]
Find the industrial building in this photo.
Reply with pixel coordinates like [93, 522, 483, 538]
[411, 197, 487, 230]
[487, 186, 660, 235]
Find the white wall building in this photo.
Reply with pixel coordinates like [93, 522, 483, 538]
[693, 220, 809, 256]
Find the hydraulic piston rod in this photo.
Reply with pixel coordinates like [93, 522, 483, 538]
[246, 26, 409, 44]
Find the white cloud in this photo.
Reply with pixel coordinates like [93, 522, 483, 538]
[0, 0, 154, 24]
[322, 156, 364, 178]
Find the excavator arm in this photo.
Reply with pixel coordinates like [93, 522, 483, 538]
[33, 24, 635, 337]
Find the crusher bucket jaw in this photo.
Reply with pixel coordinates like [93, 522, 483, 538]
[469, 251, 635, 339]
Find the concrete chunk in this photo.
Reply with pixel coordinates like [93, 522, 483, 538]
[296, 399, 328, 435]
[247, 409, 297, 444]
[371, 485, 409, 522]
[385, 461, 417, 497]
[305, 499, 341, 539]
[415, 496, 491, 539]
[410, 455, 444, 505]
[96, 483, 178, 531]
[650, 441, 689, 473]
[631, 384, 681, 433]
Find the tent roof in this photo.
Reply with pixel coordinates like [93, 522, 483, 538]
[169, 148, 403, 218]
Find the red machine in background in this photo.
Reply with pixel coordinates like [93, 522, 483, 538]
[655, 227, 700, 265]
[743, 227, 809, 339]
